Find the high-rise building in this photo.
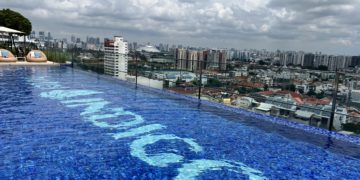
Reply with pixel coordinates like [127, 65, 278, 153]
[219, 50, 228, 71]
[294, 51, 304, 66]
[39, 31, 45, 41]
[176, 48, 187, 70]
[327, 55, 350, 71]
[302, 53, 315, 67]
[188, 50, 198, 71]
[47, 32, 52, 41]
[30, 31, 36, 39]
[345, 56, 352, 69]
[104, 36, 129, 78]
[351, 56, 360, 67]
[133, 42, 138, 51]
[351, 90, 360, 103]
[96, 38, 100, 45]
[207, 50, 220, 69]
[328, 55, 337, 71]
[71, 35, 76, 43]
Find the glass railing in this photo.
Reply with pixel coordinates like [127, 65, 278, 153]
[63, 49, 360, 137]
[43, 48, 71, 64]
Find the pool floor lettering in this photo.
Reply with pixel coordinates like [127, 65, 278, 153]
[31, 77, 267, 179]
[2, 67, 360, 179]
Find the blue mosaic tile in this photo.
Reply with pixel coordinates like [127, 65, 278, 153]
[1, 66, 360, 179]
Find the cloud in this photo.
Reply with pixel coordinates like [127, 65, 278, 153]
[0, 0, 359, 54]
[331, 39, 352, 46]
[31, 8, 49, 18]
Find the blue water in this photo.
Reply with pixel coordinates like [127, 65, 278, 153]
[1, 66, 360, 179]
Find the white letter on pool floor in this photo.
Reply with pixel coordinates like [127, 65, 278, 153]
[87, 108, 145, 129]
[175, 159, 267, 180]
[130, 134, 203, 167]
[112, 124, 166, 139]
[40, 90, 102, 100]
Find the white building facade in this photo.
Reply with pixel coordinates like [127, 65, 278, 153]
[104, 36, 128, 78]
[351, 90, 360, 103]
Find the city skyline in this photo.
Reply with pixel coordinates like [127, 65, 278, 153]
[1, 0, 360, 55]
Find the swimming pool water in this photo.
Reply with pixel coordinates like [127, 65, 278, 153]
[1, 66, 360, 179]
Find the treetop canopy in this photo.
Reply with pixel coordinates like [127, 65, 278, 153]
[0, 9, 32, 35]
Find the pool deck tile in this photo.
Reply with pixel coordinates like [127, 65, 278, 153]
[0, 61, 59, 66]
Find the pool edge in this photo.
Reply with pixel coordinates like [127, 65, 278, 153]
[47, 66, 360, 146]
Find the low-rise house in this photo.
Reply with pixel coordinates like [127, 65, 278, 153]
[233, 97, 258, 109]
[255, 103, 273, 115]
[265, 96, 297, 117]
[348, 112, 360, 124]
[296, 104, 347, 130]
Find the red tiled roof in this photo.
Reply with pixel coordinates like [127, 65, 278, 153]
[350, 112, 360, 118]
[259, 91, 275, 95]
[293, 97, 304, 104]
[276, 90, 292, 95]
[237, 82, 264, 89]
[287, 92, 303, 104]
[318, 98, 331, 105]
[303, 97, 331, 105]
[168, 87, 197, 94]
[289, 92, 302, 98]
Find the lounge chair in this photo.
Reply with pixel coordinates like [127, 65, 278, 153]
[26, 50, 47, 62]
[0, 49, 17, 62]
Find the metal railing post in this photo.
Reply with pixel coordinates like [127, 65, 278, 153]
[329, 69, 339, 131]
[198, 61, 203, 100]
[135, 53, 138, 89]
[71, 47, 74, 68]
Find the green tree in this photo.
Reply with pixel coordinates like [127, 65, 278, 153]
[264, 84, 269, 91]
[175, 77, 185, 85]
[315, 91, 325, 99]
[258, 60, 266, 65]
[0, 9, 32, 35]
[298, 89, 304, 94]
[191, 79, 200, 86]
[307, 89, 317, 96]
[238, 87, 247, 94]
[285, 84, 296, 92]
[251, 88, 262, 93]
[248, 72, 257, 76]
[226, 64, 234, 71]
[206, 78, 222, 87]
[342, 123, 360, 134]
[139, 54, 147, 61]
[274, 62, 281, 66]
[318, 65, 328, 71]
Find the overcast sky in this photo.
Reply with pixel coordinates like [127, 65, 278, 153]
[1, 0, 359, 55]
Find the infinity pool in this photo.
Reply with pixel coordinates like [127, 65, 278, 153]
[1, 66, 360, 179]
